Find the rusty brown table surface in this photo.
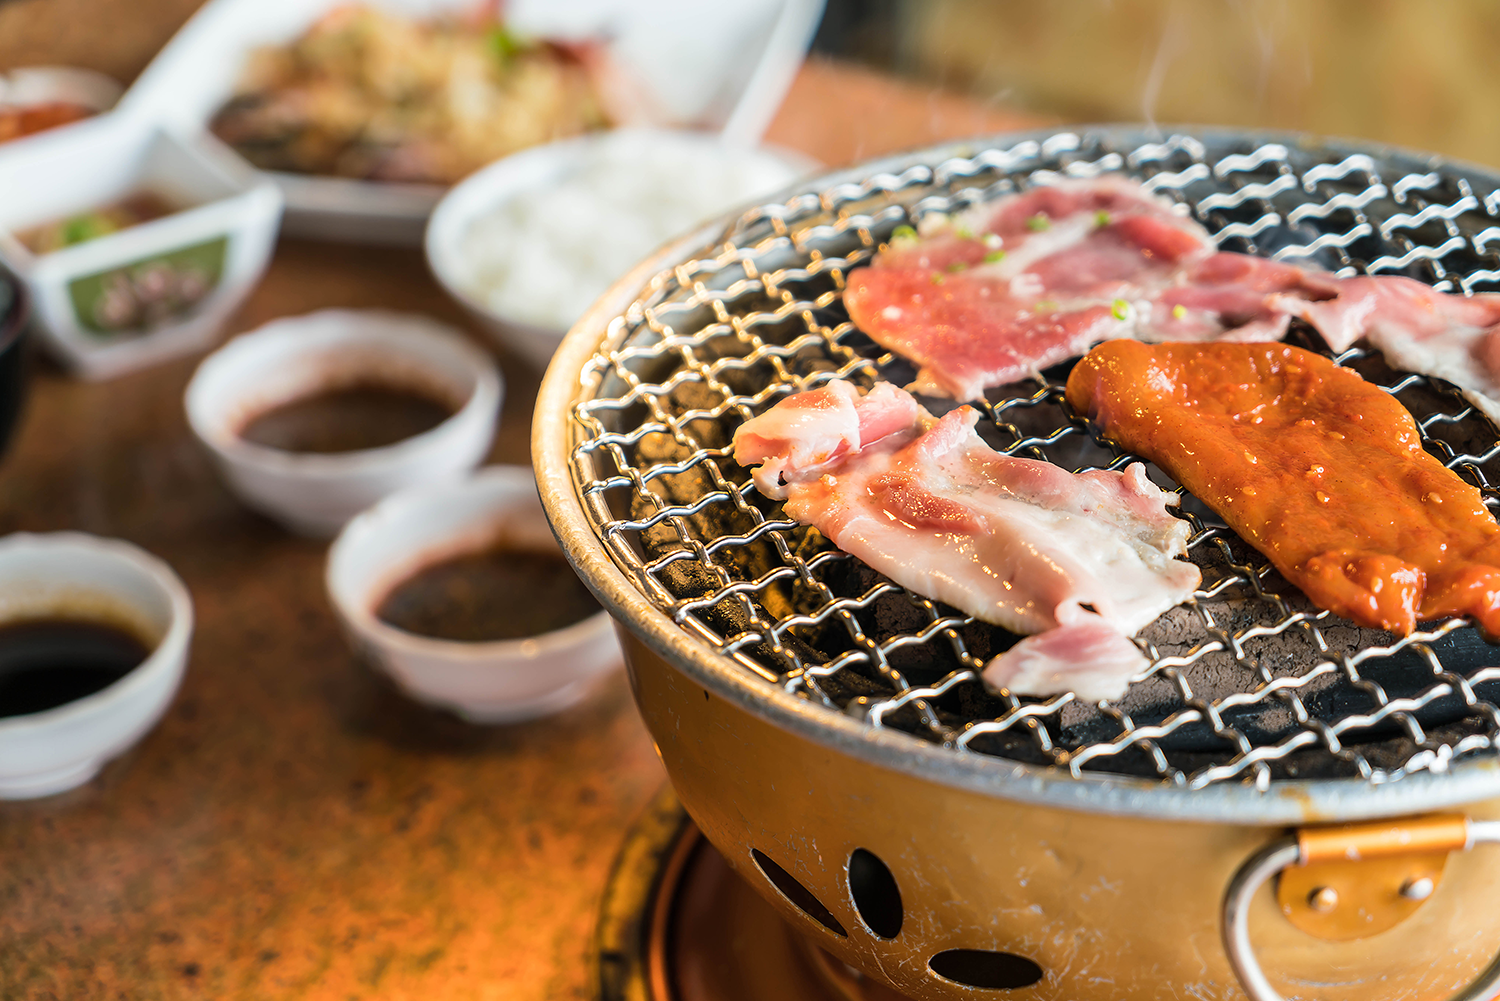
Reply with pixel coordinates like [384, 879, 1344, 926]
[0, 61, 1043, 1000]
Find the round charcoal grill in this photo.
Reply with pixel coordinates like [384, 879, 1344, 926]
[538, 128, 1500, 1001]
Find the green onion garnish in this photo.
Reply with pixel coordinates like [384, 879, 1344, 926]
[891, 224, 918, 243]
[1112, 299, 1130, 320]
[946, 261, 968, 273]
[983, 249, 1006, 263]
[1172, 304, 1187, 320]
[930, 273, 946, 285]
[983, 233, 1003, 249]
[1026, 214, 1051, 232]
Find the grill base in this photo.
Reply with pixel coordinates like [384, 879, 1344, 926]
[611, 633, 1500, 1000]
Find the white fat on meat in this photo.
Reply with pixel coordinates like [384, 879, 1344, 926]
[982, 621, 1153, 703]
[731, 381, 1201, 701]
[1279, 275, 1500, 425]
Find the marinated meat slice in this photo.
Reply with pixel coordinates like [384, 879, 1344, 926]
[1276, 275, 1500, 424]
[1066, 340, 1500, 636]
[843, 177, 1337, 400]
[732, 381, 1201, 700]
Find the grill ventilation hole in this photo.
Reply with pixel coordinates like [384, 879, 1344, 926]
[751, 849, 847, 937]
[847, 848, 903, 938]
[929, 950, 1044, 990]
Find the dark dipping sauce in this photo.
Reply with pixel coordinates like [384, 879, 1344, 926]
[238, 381, 456, 454]
[376, 545, 600, 643]
[0, 617, 152, 717]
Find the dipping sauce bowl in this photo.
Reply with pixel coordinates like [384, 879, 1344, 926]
[184, 309, 502, 537]
[326, 465, 622, 723]
[0, 532, 193, 800]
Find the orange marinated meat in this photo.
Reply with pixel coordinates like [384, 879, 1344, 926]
[1065, 340, 1500, 635]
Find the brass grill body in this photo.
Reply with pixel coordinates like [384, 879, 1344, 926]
[536, 128, 1500, 998]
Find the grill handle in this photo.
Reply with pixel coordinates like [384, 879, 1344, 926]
[1223, 819, 1500, 1001]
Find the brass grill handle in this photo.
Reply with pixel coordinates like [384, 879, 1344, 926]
[1222, 819, 1500, 1001]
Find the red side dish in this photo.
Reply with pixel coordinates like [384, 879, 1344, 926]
[0, 101, 95, 143]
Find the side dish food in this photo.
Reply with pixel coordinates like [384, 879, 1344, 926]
[210, 5, 611, 185]
[16, 190, 181, 255]
[0, 102, 94, 143]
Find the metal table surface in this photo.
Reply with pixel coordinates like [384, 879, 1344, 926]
[0, 61, 1042, 1000]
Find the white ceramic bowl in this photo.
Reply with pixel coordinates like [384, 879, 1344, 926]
[326, 466, 622, 723]
[184, 309, 502, 537]
[425, 127, 815, 369]
[0, 114, 281, 380]
[0, 532, 193, 800]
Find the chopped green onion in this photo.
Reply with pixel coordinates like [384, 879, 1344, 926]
[1112, 298, 1130, 320]
[1094, 210, 1110, 227]
[930, 273, 946, 285]
[1035, 299, 1059, 312]
[955, 225, 975, 240]
[1172, 303, 1187, 320]
[891, 224, 918, 243]
[487, 25, 522, 62]
[946, 261, 968, 273]
[1026, 213, 1051, 232]
[983, 233, 1003, 249]
[983, 249, 1006, 264]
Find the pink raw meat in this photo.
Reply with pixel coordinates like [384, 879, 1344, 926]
[844, 177, 1338, 400]
[1276, 275, 1500, 425]
[731, 380, 1202, 701]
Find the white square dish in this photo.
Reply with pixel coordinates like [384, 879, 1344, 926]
[118, 0, 824, 245]
[0, 115, 282, 380]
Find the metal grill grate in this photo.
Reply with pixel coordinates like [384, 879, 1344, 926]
[565, 129, 1500, 789]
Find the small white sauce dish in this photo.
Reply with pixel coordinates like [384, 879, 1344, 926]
[184, 308, 502, 537]
[425, 127, 814, 369]
[0, 532, 193, 800]
[0, 114, 281, 379]
[326, 465, 622, 723]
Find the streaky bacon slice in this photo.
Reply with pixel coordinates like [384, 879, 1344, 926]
[1274, 275, 1500, 424]
[731, 380, 1201, 701]
[1067, 340, 1500, 637]
[843, 177, 1338, 400]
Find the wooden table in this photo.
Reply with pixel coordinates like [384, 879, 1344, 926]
[0, 60, 1042, 1001]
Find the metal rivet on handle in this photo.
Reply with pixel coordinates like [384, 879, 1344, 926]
[1400, 876, 1435, 901]
[1307, 886, 1338, 912]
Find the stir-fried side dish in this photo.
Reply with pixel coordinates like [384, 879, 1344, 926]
[16, 190, 181, 255]
[732, 380, 1200, 700]
[843, 177, 1337, 400]
[1068, 340, 1500, 636]
[210, 5, 610, 185]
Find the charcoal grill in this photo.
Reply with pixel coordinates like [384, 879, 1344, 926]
[536, 127, 1500, 1000]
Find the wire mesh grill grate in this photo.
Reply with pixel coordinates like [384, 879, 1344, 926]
[565, 129, 1500, 789]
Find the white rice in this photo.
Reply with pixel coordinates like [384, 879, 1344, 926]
[456, 136, 803, 331]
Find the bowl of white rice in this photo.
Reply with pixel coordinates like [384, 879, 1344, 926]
[425, 127, 813, 370]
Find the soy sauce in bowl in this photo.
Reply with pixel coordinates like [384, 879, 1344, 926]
[238, 380, 458, 454]
[0, 616, 152, 717]
[376, 543, 600, 643]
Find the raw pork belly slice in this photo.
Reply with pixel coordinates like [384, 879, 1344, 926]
[1275, 275, 1500, 424]
[843, 176, 1338, 400]
[731, 380, 1202, 701]
[1067, 340, 1500, 636]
